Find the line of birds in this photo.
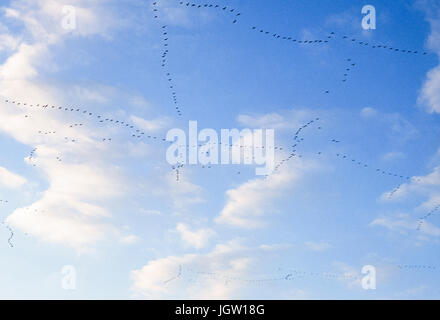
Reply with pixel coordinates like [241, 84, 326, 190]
[153, 0, 431, 112]
[251, 27, 334, 46]
[174, 2, 431, 99]
[23, 207, 47, 216]
[323, 58, 358, 94]
[3, 97, 183, 171]
[4, 96, 292, 182]
[172, 163, 184, 181]
[37, 130, 56, 135]
[3, 98, 170, 145]
[38, 131, 78, 143]
[417, 205, 440, 231]
[167, 266, 290, 285]
[164, 263, 440, 287]
[387, 183, 403, 199]
[271, 118, 320, 175]
[398, 265, 438, 270]
[27, 147, 38, 167]
[340, 34, 429, 57]
[176, 142, 283, 150]
[262, 113, 421, 190]
[0, 221, 14, 248]
[178, 1, 241, 24]
[68, 123, 83, 128]
[312, 149, 417, 183]
[277, 267, 362, 281]
[164, 265, 183, 284]
[168, 141, 285, 178]
[178, 3, 342, 96]
[152, 1, 183, 117]
[342, 58, 356, 83]
[164, 265, 363, 286]
[37, 125, 111, 145]
[160, 2, 344, 106]
[0, 206, 50, 247]
[176, 3, 363, 95]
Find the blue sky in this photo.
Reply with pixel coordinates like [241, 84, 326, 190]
[1, 0, 440, 299]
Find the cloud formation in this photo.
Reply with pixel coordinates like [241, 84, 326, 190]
[0, 166, 27, 189]
[216, 159, 310, 228]
[176, 223, 215, 249]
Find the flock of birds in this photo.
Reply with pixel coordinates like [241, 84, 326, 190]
[163, 265, 360, 286]
[271, 118, 320, 175]
[0, 0, 437, 295]
[172, 163, 184, 182]
[2, 98, 171, 145]
[152, 2, 183, 117]
[179, 1, 241, 23]
[417, 205, 440, 231]
[0, 221, 13, 248]
[340, 34, 428, 56]
[163, 263, 440, 287]
[152, 0, 431, 103]
[251, 27, 333, 45]
[196, 0, 436, 235]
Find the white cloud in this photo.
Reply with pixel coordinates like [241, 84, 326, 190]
[381, 166, 440, 203]
[285, 288, 309, 299]
[325, 8, 360, 30]
[129, 96, 151, 110]
[258, 243, 293, 251]
[152, 0, 209, 27]
[371, 213, 440, 238]
[381, 151, 405, 162]
[4, 0, 122, 41]
[5, 160, 133, 251]
[305, 241, 331, 252]
[176, 223, 215, 249]
[216, 159, 309, 228]
[237, 113, 289, 129]
[330, 261, 363, 289]
[419, 66, 440, 113]
[0, 33, 21, 51]
[418, 5, 440, 113]
[131, 115, 171, 132]
[0, 0, 140, 252]
[165, 170, 204, 210]
[236, 109, 314, 130]
[131, 240, 252, 299]
[0, 43, 47, 81]
[0, 166, 27, 189]
[360, 107, 378, 118]
[121, 234, 139, 244]
[360, 107, 417, 142]
[139, 209, 162, 216]
[7, 205, 116, 253]
[131, 240, 298, 299]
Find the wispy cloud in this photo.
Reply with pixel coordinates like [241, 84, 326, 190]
[176, 223, 215, 249]
[0, 166, 27, 189]
[131, 240, 252, 299]
[0, 0, 140, 252]
[215, 159, 311, 228]
[418, 3, 440, 113]
[305, 241, 332, 252]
